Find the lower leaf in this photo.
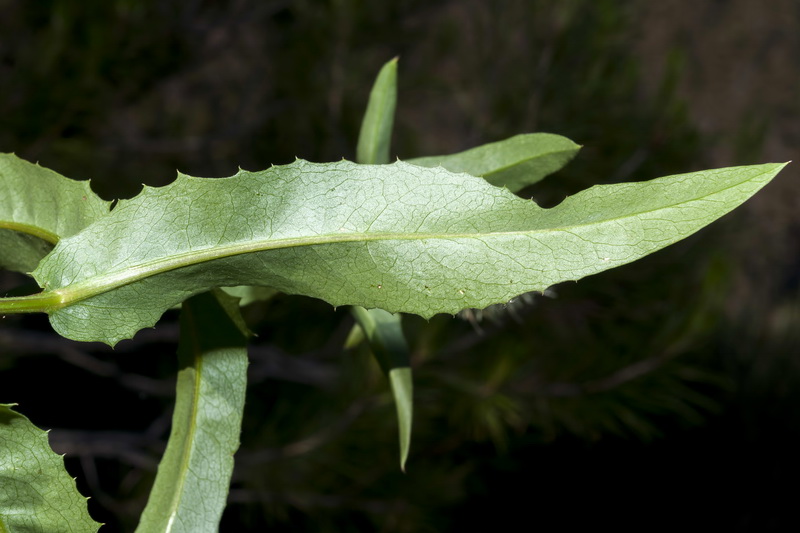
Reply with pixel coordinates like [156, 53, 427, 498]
[0, 404, 100, 532]
[6, 159, 786, 346]
[135, 290, 248, 533]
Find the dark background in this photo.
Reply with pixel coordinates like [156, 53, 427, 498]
[2, 1, 800, 531]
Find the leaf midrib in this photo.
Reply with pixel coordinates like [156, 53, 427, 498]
[0, 221, 59, 244]
[51, 206, 713, 308]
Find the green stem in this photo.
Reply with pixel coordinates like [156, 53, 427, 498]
[0, 292, 62, 314]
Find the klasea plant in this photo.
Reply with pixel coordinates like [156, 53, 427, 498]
[0, 58, 786, 531]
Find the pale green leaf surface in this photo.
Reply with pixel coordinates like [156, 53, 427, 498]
[135, 290, 247, 533]
[0, 404, 100, 532]
[356, 58, 397, 166]
[20, 159, 785, 345]
[0, 231, 54, 274]
[0, 153, 111, 272]
[408, 133, 581, 192]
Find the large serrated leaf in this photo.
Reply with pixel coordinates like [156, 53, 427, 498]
[408, 133, 580, 192]
[135, 290, 247, 533]
[3, 159, 784, 345]
[0, 404, 101, 532]
[0, 153, 111, 272]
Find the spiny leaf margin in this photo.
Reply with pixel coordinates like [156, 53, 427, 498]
[0, 403, 101, 532]
[0, 153, 110, 272]
[14, 158, 787, 345]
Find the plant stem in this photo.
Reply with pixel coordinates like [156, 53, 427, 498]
[0, 292, 62, 314]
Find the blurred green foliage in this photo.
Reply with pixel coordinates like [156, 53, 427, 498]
[1, 0, 791, 531]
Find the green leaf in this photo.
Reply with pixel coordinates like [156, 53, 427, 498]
[343, 321, 366, 350]
[219, 285, 277, 306]
[3, 159, 785, 345]
[354, 57, 413, 470]
[351, 307, 412, 471]
[356, 57, 398, 166]
[388, 367, 412, 467]
[0, 231, 55, 275]
[408, 133, 581, 192]
[0, 153, 111, 272]
[0, 404, 101, 532]
[135, 290, 248, 533]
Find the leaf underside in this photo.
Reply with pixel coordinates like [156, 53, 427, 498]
[0, 154, 110, 272]
[0, 157, 784, 345]
[0, 404, 101, 532]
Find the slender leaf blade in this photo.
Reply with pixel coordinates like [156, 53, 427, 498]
[135, 290, 248, 533]
[408, 133, 580, 192]
[0, 153, 111, 272]
[354, 56, 414, 470]
[351, 307, 412, 470]
[219, 285, 277, 306]
[0, 404, 101, 532]
[388, 367, 412, 468]
[22, 159, 785, 345]
[356, 58, 398, 166]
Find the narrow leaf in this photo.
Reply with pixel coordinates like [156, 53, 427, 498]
[343, 322, 366, 350]
[135, 290, 248, 533]
[388, 367, 412, 467]
[353, 57, 413, 470]
[219, 285, 277, 306]
[351, 307, 412, 470]
[356, 57, 398, 166]
[408, 133, 581, 192]
[3, 159, 783, 345]
[0, 153, 110, 272]
[0, 404, 101, 532]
